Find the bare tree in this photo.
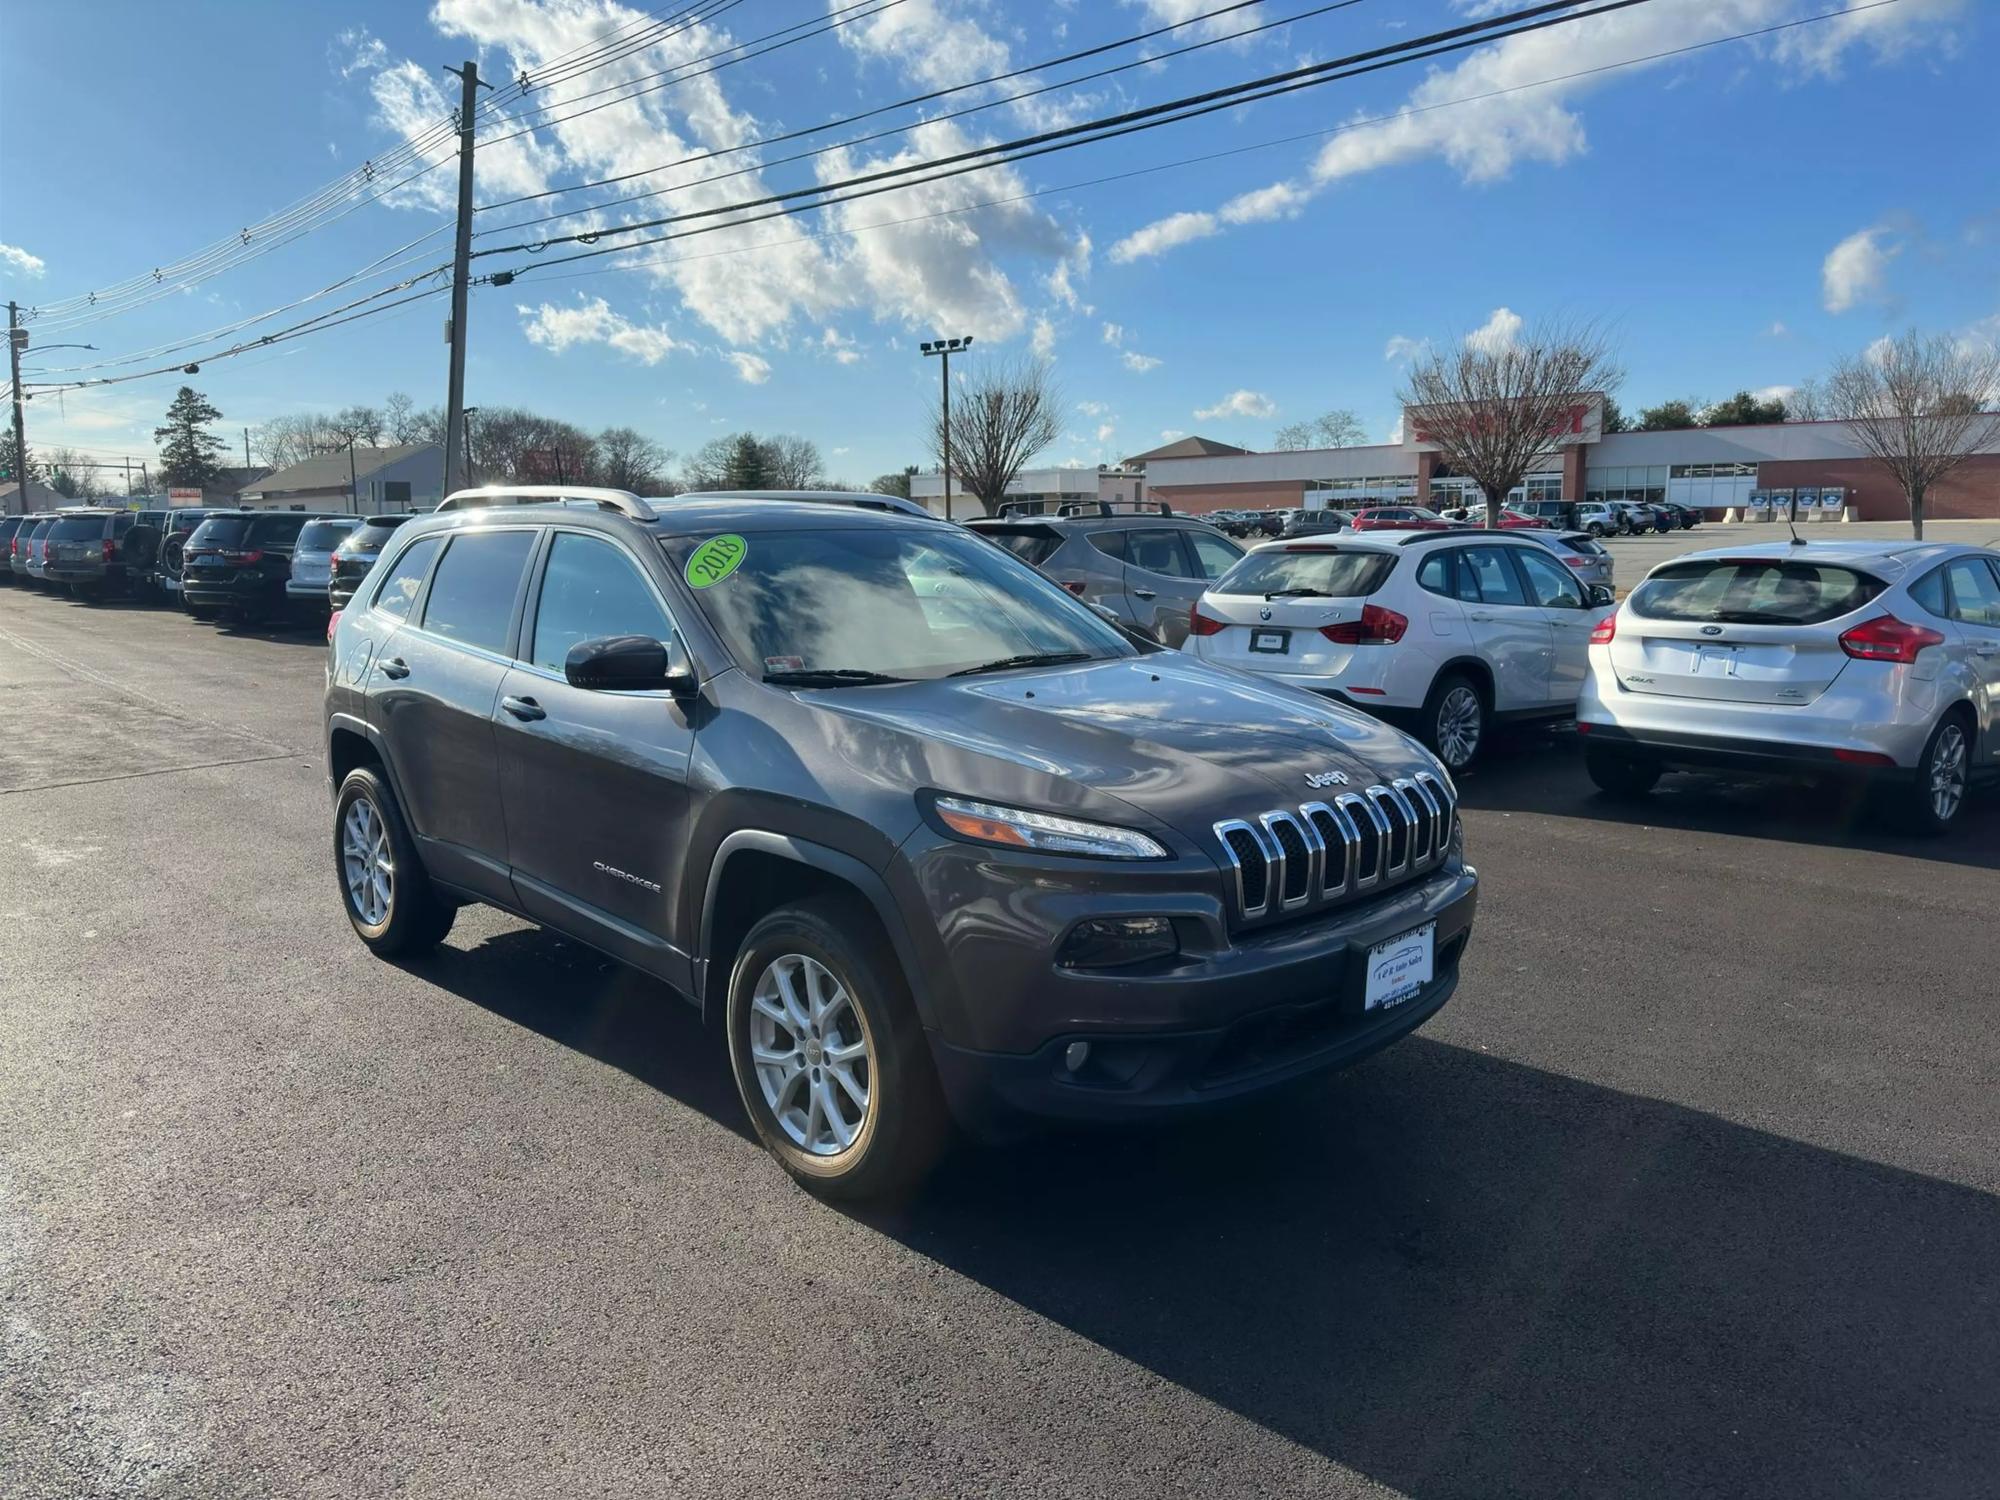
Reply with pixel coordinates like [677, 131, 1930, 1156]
[42, 446, 103, 499]
[382, 391, 418, 443]
[334, 404, 384, 446]
[591, 426, 675, 492]
[932, 355, 1063, 514]
[1272, 409, 1367, 451]
[762, 433, 824, 489]
[1397, 318, 1621, 528]
[1786, 377, 1825, 423]
[1823, 331, 2000, 539]
[255, 413, 346, 468]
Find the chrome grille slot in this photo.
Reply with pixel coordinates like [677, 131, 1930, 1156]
[1215, 774, 1456, 926]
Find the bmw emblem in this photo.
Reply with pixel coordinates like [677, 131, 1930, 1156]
[1259, 606, 1273, 621]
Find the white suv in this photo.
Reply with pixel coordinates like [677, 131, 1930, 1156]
[1577, 540, 2000, 832]
[1187, 531, 1614, 770]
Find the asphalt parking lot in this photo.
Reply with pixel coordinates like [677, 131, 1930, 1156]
[3, 578, 1996, 1500]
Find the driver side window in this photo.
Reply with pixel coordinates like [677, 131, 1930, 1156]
[530, 532, 674, 673]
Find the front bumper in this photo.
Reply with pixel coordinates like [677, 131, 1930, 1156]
[922, 861, 1478, 1129]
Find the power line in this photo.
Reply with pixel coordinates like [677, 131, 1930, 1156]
[475, 0, 1335, 226]
[469, 0, 1650, 268]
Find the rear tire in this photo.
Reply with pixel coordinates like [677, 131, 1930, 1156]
[1585, 746, 1662, 798]
[1895, 713, 1972, 836]
[726, 894, 948, 1202]
[1423, 672, 1487, 772]
[334, 767, 455, 956]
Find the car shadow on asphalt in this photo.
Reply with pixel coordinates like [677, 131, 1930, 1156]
[1460, 729, 2000, 873]
[872, 1038, 2000, 1498]
[404, 921, 1996, 1496]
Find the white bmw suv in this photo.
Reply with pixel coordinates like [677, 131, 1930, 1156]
[1186, 531, 1614, 770]
[1576, 540, 2000, 832]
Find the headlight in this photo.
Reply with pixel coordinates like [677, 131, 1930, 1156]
[931, 795, 1168, 859]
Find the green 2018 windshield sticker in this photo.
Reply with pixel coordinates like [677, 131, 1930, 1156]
[685, 533, 747, 588]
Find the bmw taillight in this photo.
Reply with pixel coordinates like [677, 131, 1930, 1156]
[1320, 603, 1407, 645]
[1187, 605, 1226, 637]
[1589, 613, 1617, 645]
[1839, 614, 1945, 664]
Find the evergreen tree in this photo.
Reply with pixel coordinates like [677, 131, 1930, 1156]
[723, 432, 770, 489]
[154, 386, 228, 489]
[0, 429, 37, 485]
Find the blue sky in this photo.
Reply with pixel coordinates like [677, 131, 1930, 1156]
[1, 0, 1992, 486]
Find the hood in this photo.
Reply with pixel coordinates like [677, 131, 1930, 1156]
[804, 653, 1443, 848]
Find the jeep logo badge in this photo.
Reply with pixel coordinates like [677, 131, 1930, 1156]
[1305, 770, 1349, 789]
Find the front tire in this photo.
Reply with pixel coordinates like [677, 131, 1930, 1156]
[334, 767, 455, 955]
[726, 895, 947, 1202]
[1585, 745, 1662, 798]
[1423, 672, 1487, 772]
[1896, 714, 1972, 836]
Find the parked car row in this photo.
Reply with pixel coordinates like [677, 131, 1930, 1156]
[2, 506, 414, 626]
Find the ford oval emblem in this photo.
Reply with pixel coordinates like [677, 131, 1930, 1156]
[1700, 625, 1724, 636]
[1259, 606, 1273, 621]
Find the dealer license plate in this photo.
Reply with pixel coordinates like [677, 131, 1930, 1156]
[1364, 923, 1434, 1011]
[1249, 628, 1290, 654]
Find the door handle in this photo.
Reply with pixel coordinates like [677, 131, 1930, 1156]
[1468, 612, 1494, 622]
[501, 695, 546, 722]
[379, 657, 410, 680]
[1132, 589, 1157, 600]
[1974, 642, 2000, 657]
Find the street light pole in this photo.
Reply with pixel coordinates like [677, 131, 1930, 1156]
[7, 302, 25, 517]
[919, 336, 972, 520]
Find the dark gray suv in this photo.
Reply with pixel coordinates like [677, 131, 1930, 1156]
[326, 487, 1478, 1198]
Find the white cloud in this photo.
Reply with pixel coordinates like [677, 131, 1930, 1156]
[1864, 334, 1896, 365]
[1046, 238, 1091, 310]
[1032, 316, 1057, 359]
[1101, 322, 1124, 347]
[1383, 334, 1423, 362]
[1751, 383, 1795, 404]
[1822, 226, 1901, 313]
[332, 26, 388, 78]
[1109, 210, 1218, 264]
[0, 243, 46, 279]
[1766, 319, 1790, 337]
[1095, 422, 1116, 443]
[517, 295, 685, 365]
[1159, 428, 1186, 441]
[1077, 400, 1110, 417]
[1121, 351, 1162, 373]
[726, 351, 772, 384]
[1466, 306, 1523, 354]
[1104, 1, 1965, 265]
[1194, 389, 1276, 421]
[822, 327, 863, 365]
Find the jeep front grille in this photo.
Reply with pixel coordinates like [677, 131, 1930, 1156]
[1213, 773, 1454, 924]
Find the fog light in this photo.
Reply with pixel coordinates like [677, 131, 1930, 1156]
[1064, 1041, 1092, 1073]
[1056, 915, 1178, 969]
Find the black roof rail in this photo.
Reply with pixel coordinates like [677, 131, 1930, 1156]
[672, 489, 938, 520]
[1052, 499, 1172, 519]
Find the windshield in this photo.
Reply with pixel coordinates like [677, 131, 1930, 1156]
[1214, 548, 1395, 598]
[298, 519, 360, 551]
[1630, 559, 1885, 625]
[663, 525, 1132, 681]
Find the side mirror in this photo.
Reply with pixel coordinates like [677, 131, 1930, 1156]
[565, 634, 697, 695]
[1084, 600, 1122, 624]
[1586, 584, 1614, 608]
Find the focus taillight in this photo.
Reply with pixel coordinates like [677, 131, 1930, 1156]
[1589, 613, 1617, 645]
[326, 609, 343, 644]
[1564, 555, 1587, 569]
[1187, 605, 1226, 638]
[1320, 603, 1407, 645]
[1839, 614, 1945, 664]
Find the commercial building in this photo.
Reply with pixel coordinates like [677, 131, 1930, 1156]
[1144, 403, 2000, 522]
[237, 443, 443, 513]
[909, 464, 1146, 519]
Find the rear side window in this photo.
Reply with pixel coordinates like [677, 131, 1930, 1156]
[420, 530, 536, 652]
[1630, 560, 1885, 625]
[246, 514, 312, 548]
[976, 526, 1061, 566]
[298, 520, 359, 551]
[1417, 552, 1454, 597]
[1908, 567, 1948, 618]
[1085, 530, 1126, 561]
[1125, 528, 1193, 578]
[371, 535, 442, 621]
[1943, 558, 2000, 627]
[1215, 549, 1394, 597]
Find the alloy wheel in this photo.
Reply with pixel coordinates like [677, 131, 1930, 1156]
[1930, 722, 1967, 823]
[341, 797, 394, 926]
[749, 953, 874, 1157]
[1436, 686, 1483, 768]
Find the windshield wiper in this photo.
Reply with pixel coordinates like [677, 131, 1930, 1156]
[763, 668, 912, 687]
[946, 651, 1096, 677]
[1264, 587, 1333, 599]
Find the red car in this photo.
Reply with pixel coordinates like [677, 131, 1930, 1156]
[1437, 506, 1554, 530]
[1350, 506, 1458, 531]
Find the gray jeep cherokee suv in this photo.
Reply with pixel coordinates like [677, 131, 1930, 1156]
[325, 487, 1478, 1198]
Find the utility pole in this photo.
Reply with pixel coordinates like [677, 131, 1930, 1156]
[7, 302, 26, 517]
[441, 60, 486, 500]
[919, 336, 972, 520]
[346, 434, 359, 515]
[243, 427, 252, 469]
